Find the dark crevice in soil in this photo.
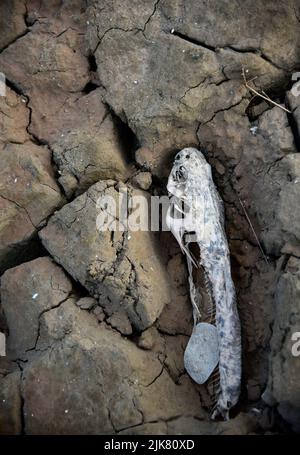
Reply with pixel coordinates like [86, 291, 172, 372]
[286, 100, 300, 153]
[105, 104, 140, 164]
[246, 80, 295, 122]
[24, 95, 70, 200]
[0, 305, 8, 335]
[24, 1, 39, 27]
[149, 174, 167, 196]
[4, 77, 49, 150]
[245, 98, 273, 122]
[26, 130, 68, 205]
[226, 45, 287, 72]
[82, 81, 100, 94]
[171, 31, 216, 52]
[93, 26, 143, 54]
[0, 233, 49, 276]
[69, 277, 91, 301]
[25, 292, 74, 356]
[0, 28, 30, 55]
[20, 380, 26, 434]
[201, 97, 247, 126]
[82, 54, 101, 93]
[88, 54, 98, 72]
[4, 77, 25, 97]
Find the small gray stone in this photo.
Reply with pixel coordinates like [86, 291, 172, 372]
[107, 309, 132, 336]
[76, 297, 96, 310]
[93, 306, 106, 322]
[132, 172, 152, 190]
[184, 322, 219, 384]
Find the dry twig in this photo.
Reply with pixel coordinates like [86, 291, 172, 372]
[238, 196, 269, 264]
[242, 67, 291, 114]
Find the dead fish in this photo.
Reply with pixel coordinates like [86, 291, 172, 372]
[166, 147, 241, 420]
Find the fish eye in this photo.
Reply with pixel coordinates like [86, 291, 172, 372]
[186, 154, 190, 159]
[175, 155, 180, 160]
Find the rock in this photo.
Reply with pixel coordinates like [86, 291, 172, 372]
[0, 141, 63, 272]
[132, 172, 152, 190]
[217, 412, 259, 435]
[25, 0, 87, 32]
[158, 291, 193, 335]
[248, 100, 270, 119]
[107, 310, 133, 336]
[52, 90, 129, 197]
[0, 257, 72, 358]
[75, 297, 96, 310]
[0, 0, 27, 51]
[274, 154, 300, 257]
[92, 306, 105, 322]
[137, 372, 201, 423]
[20, 298, 202, 434]
[137, 327, 158, 350]
[199, 103, 299, 257]
[40, 181, 171, 332]
[0, 85, 29, 144]
[87, 0, 297, 174]
[287, 81, 300, 130]
[0, 371, 22, 435]
[0, 4, 129, 199]
[264, 256, 300, 432]
[164, 334, 188, 381]
[184, 323, 219, 385]
[135, 148, 154, 170]
[0, 3, 90, 144]
[0, 82, 63, 273]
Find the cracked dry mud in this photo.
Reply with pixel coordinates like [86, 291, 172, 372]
[0, 0, 300, 435]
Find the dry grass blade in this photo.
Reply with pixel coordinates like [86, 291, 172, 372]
[238, 196, 269, 264]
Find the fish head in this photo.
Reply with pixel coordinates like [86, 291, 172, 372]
[167, 147, 211, 198]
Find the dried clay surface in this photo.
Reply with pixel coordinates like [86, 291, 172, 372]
[0, 0, 300, 434]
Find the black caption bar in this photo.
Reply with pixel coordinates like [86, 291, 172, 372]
[0, 434, 297, 453]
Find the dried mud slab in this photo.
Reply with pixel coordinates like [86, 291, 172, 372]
[87, 0, 300, 174]
[40, 181, 171, 332]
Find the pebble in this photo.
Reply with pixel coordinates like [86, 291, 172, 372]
[184, 322, 219, 384]
[132, 171, 152, 190]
